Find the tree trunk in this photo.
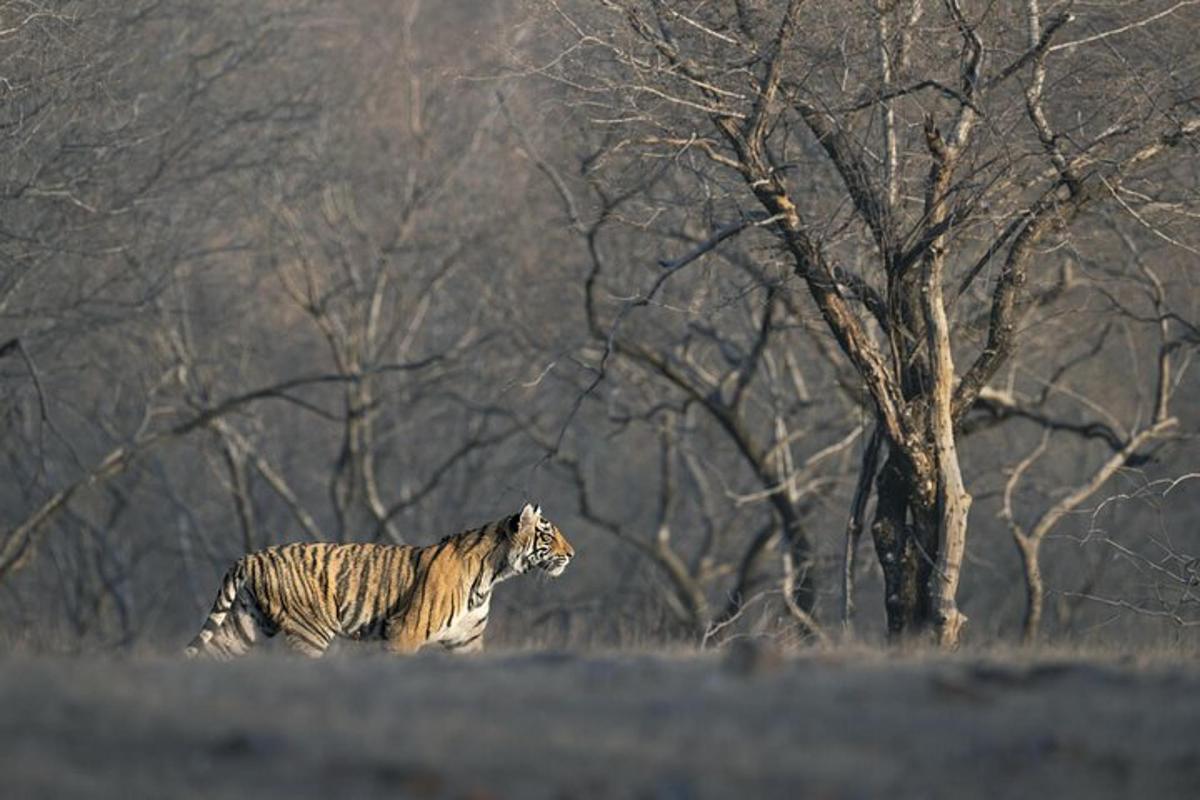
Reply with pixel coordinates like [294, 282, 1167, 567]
[1016, 535, 1044, 644]
[841, 425, 882, 632]
[776, 498, 816, 617]
[216, 430, 258, 553]
[929, 474, 970, 648]
[923, 249, 972, 648]
[872, 441, 961, 643]
[871, 451, 919, 639]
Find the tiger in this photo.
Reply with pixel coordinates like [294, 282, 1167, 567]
[184, 503, 573, 659]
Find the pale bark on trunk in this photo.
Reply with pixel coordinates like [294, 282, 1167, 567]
[920, 105, 974, 647]
[923, 251, 972, 649]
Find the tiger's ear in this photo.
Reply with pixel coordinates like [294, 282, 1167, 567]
[518, 502, 541, 531]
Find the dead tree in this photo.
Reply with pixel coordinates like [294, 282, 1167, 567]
[1000, 251, 1189, 642]
[535, 0, 1200, 644]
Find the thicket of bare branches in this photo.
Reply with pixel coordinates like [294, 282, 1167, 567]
[516, 0, 1200, 646]
[0, 0, 1197, 652]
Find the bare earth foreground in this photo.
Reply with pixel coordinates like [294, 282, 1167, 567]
[1, 650, 1197, 799]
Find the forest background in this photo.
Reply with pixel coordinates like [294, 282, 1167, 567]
[1, 0, 1198, 654]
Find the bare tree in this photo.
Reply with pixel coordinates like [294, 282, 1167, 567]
[999, 240, 1194, 641]
[496, 113, 870, 639]
[531, 0, 1200, 644]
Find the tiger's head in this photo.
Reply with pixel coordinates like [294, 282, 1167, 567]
[509, 502, 574, 578]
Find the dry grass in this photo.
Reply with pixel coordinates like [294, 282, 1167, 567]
[1, 646, 1198, 799]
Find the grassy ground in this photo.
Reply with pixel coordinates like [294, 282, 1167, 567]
[1, 647, 1197, 799]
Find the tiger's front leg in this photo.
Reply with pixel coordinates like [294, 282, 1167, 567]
[442, 633, 484, 654]
[383, 613, 426, 655]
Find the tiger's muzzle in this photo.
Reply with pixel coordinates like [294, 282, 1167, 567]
[546, 555, 571, 577]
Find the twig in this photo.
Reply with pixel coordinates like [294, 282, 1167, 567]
[657, 213, 777, 270]
[1049, 2, 1199, 52]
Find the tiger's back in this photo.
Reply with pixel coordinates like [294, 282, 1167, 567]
[253, 542, 419, 645]
[185, 503, 573, 658]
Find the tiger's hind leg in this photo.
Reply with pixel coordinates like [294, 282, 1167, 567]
[188, 601, 272, 660]
[186, 565, 276, 660]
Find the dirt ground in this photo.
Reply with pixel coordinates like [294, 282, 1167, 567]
[1, 648, 1197, 799]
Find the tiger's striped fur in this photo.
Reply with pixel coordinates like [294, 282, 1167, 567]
[184, 503, 573, 659]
